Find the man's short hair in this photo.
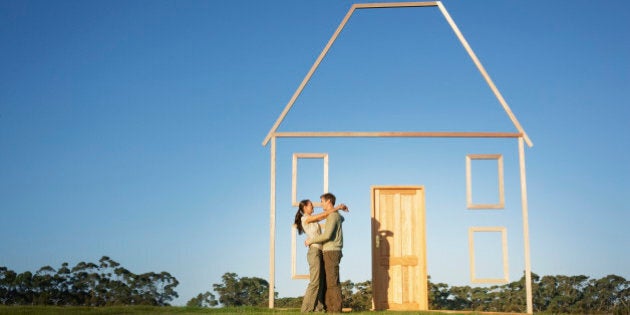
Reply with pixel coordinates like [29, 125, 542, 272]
[320, 192, 336, 206]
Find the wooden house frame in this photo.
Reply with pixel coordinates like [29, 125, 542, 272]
[262, 2, 534, 313]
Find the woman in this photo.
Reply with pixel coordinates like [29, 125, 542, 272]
[294, 199, 347, 313]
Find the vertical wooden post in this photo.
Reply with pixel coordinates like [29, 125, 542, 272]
[269, 136, 276, 308]
[518, 137, 533, 314]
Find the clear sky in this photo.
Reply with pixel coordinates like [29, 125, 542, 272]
[1, 0, 629, 306]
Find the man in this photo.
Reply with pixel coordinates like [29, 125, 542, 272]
[306, 192, 346, 313]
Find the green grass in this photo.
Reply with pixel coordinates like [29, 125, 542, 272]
[1, 306, 265, 315]
[0, 306, 484, 315]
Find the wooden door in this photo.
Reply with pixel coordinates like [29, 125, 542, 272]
[371, 186, 428, 311]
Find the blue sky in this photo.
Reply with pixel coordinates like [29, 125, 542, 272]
[1, 0, 629, 306]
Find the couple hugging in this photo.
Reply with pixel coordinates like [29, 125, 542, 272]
[294, 192, 349, 313]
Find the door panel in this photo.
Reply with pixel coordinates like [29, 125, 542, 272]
[371, 186, 427, 311]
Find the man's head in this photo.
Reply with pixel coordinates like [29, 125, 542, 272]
[320, 192, 336, 211]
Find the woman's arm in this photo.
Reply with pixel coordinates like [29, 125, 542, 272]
[303, 204, 348, 224]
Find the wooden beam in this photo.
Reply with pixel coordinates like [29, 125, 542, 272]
[275, 131, 522, 138]
[292, 154, 298, 207]
[293, 153, 328, 159]
[518, 137, 534, 314]
[355, 1, 438, 9]
[268, 136, 276, 308]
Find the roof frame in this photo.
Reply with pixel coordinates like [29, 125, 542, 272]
[262, 1, 533, 147]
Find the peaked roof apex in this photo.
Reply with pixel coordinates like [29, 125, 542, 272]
[262, 1, 532, 148]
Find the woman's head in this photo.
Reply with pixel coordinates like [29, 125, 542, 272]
[300, 199, 314, 215]
[294, 199, 313, 235]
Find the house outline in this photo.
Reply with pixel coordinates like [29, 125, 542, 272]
[262, 1, 534, 313]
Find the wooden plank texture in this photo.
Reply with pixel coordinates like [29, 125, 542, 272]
[276, 131, 522, 138]
[372, 187, 427, 311]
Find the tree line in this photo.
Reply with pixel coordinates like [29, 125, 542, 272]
[429, 273, 628, 314]
[3, 256, 627, 314]
[195, 272, 629, 314]
[0, 256, 178, 306]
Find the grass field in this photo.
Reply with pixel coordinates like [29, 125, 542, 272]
[0, 306, 488, 315]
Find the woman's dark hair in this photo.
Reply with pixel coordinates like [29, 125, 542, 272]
[294, 199, 311, 235]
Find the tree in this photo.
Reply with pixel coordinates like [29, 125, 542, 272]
[340, 280, 354, 309]
[211, 272, 275, 307]
[582, 274, 629, 314]
[540, 274, 589, 313]
[14, 271, 34, 304]
[429, 280, 450, 310]
[348, 280, 372, 311]
[0, 256, 179, 306]
[0, 267, 18, 305]
[448, 285, 473, 310]
[32, 265, 56, 305]
[186, 291, 217, 307]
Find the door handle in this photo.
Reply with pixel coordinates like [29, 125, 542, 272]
[375, 235, 380, 248]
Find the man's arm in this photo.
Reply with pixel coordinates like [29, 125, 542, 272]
[307, 213, 338, 245]
[303, 204, 347, 224]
